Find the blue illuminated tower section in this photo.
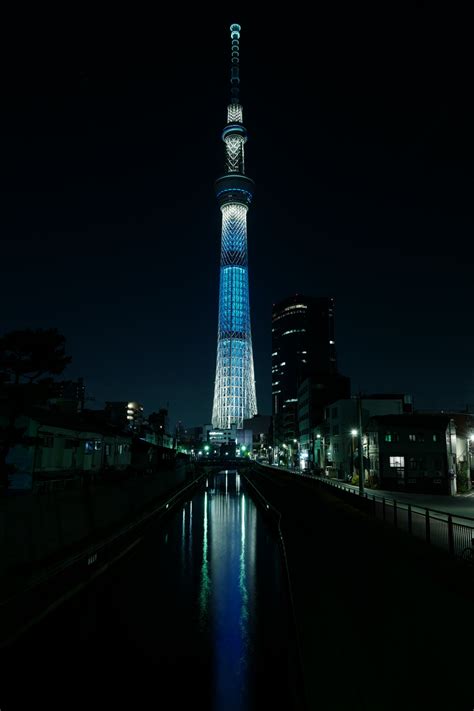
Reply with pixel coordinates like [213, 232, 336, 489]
[212, 23, 257, 430]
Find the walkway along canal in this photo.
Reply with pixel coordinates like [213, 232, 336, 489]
[0, 469, 302, 711]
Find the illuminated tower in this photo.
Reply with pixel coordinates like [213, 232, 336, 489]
[212, 23, 257, 430]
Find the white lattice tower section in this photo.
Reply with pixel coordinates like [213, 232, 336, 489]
[220, 204, 247, 266]
[227, 104, 243, 123]
[224, 135, 245, 173]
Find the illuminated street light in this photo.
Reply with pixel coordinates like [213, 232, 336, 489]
[351, 429, 358, 436]
[467, 433, 474, 491]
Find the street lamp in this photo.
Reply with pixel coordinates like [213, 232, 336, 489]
[467, 434, 474, 489]
[350, 429, 358, 480]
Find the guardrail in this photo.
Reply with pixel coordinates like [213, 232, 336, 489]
[0, 470, 206, 648]
[258, 464, 474, 562]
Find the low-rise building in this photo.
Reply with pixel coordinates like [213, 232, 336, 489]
[5, 409, 132, 491]
[314, 394, 413, 478]
[366, 414, 456, 494]
[298, 373, 350, 469]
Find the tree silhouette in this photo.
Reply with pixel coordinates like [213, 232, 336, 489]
[0, 328, 71, 490]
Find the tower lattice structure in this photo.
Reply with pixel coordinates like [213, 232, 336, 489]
[212, 23, 257, 430]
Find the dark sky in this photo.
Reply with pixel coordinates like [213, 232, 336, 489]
[2, 6, 472, 428]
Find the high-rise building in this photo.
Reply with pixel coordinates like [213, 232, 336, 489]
[105, 401, 144, 431]
[211, 23, 257, 430]
[272, 294, 346, 458]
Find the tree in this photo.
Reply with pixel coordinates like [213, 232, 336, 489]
[0, 328, 71, 490]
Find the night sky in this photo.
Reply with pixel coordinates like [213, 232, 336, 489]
[2, 6, 472, 428]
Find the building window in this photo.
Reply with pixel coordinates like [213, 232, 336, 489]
[118, 444, 124, 455]
[409, 434, 416, 442]
[84, 440, 94, 454]
[385, 433, 392, 442]
[389, 455, 405, 478]
[41, 435, 54, 448]
[105, 444, 111, 456]
[390, 456, 404, 468]
[417, 433, 425, 443]
[332, 425, 339, 435]
[94, 440, 102, 451]
[333, 443, 339, 452]
[385, 432, 399, 443]
[65, 439, 77, 449]
[433, 434, 438, 442]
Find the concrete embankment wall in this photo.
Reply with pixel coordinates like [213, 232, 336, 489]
[0, 459, 194, 597]
[248, 463, 474, 711]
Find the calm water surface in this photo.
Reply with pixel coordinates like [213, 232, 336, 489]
[1, 471, 294, 710]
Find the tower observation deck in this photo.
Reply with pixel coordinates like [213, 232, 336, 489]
[211, 23, 258, 430]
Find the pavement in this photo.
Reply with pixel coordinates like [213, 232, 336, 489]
[260, 464, 474, 522]
[320, 478, 474, 522]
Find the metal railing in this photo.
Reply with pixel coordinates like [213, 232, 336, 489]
[258, 464, 474, 562]
[313, 476, 474, 560]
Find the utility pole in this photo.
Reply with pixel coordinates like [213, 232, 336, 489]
[358, 392, 365, 496]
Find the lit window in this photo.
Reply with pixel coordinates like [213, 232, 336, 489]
[409, 434, 416, 442]
[329, 340, 335, 344]
[390, 456, 405, 468]
[433, 434, 438, 442]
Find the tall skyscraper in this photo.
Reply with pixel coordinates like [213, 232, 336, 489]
[212, 24, 257, 430]
[272, 295, 349, 450]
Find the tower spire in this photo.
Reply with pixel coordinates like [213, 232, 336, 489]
[230, 23, 241, 104]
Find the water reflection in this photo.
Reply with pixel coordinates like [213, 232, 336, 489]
[199, 490, 211, 628]
[1, 469, 290, 711]
[201, 470, 257, 710]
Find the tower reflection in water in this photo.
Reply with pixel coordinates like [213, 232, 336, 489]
[199, 470, 257, 710]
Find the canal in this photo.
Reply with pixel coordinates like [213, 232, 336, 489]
[0, 470, 299, 710]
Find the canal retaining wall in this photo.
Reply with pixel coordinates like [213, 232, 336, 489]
[0, 459, 195, 599]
